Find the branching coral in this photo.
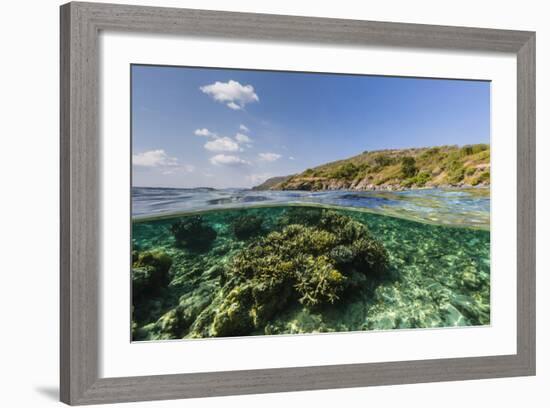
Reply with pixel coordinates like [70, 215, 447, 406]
[294, 255, 345, 307]
[193, 210, 389, 337]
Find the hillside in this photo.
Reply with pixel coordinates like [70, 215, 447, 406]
[253, 144, 490, 191]
[251, 175, 293, 191]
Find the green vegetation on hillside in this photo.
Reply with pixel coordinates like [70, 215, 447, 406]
[254, 144, 489, 191]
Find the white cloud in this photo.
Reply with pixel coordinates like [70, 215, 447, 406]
[258, 152, 282, 162]
[204, 137, 240, 152]
[289, 156, 296, 160]
[239, 124, 250, 132]
[194, 128, 217, 138]
[200, 80, 259, 110]
[133, 149, 194, 174]
[235, 133, 252, 144]
[227, 102, 241, 110]
[209, 154, 250, 166]
[133, 149, 178, 167]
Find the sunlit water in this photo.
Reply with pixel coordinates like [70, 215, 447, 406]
[132, 187, 490, 229]
[131, 187, 490, 340]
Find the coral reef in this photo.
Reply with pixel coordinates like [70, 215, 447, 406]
[131, 203, 490, 341]
[231, 214, 264, 240]
[132, 250, 173, 300]
[170, 215, 217, 251]
[277, 206, 323, 227]
[187, 210, 389, 337]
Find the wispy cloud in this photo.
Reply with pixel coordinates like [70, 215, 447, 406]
[133, 149, 194, 174]
[235, 133, 252, 144]
[258, 152, 282, 162]
[210, 154, 250, 166]
[239, 124, 250, 132]
[161, 164, 195, 175]
[204, 137, 241, 152]
[200, 80, 259, 110]
[227, 102, 241, 110]
[133, 149, 178, 167]
[194, 128, 217, 138]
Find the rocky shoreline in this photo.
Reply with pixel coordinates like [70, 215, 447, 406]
[253, 144, 490, 192]
[264, 178, 489, 192]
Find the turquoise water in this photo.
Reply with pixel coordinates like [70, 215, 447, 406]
[131, 191, 490, 341]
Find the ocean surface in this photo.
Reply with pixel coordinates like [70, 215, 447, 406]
[131, 187, 490, 341]
[132, 187, 490, 229]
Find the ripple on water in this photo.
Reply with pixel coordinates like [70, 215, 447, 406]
[132, 187, 490, 229]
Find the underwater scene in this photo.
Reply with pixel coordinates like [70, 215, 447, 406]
[131, 64, 491, 341]
[131, 188, 490, 341]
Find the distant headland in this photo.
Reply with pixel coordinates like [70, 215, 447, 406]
[253, 144, 490, 192]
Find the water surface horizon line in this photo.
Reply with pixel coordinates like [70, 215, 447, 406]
[132, 201, 490, 231]
[132, 185, 491, 192]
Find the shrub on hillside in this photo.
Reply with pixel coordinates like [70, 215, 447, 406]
[373, 154, 394, 168]
[401, 156, 418, 178]
[329, 162, 360, 180]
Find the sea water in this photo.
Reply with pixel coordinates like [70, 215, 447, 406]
[131, 187, 490, 340]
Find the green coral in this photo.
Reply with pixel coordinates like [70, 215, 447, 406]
[211, 285, 255, 337]
[170, 215, 217, 251]
[132, 250, 173, 300]
[131, 250, 173, 336]
[278, 206, 323, 227]
[152, 307, 187, 339]
[330, 245, 354, 266]
[192, 210, 389, 337]
[231, 214, 264, 240]
[294, 255, 346, 307]
[131, 250, 174, 336]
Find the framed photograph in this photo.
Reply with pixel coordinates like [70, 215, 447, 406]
[60, 2, 536, 405]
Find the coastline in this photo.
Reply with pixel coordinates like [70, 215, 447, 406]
[257, 183, 490, 193]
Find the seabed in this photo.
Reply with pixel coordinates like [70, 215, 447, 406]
[131, 201, 490, 341]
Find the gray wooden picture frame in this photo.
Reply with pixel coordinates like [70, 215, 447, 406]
[60, 1, 536, 405]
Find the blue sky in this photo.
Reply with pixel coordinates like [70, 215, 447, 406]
[132, 65, 490, 188]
